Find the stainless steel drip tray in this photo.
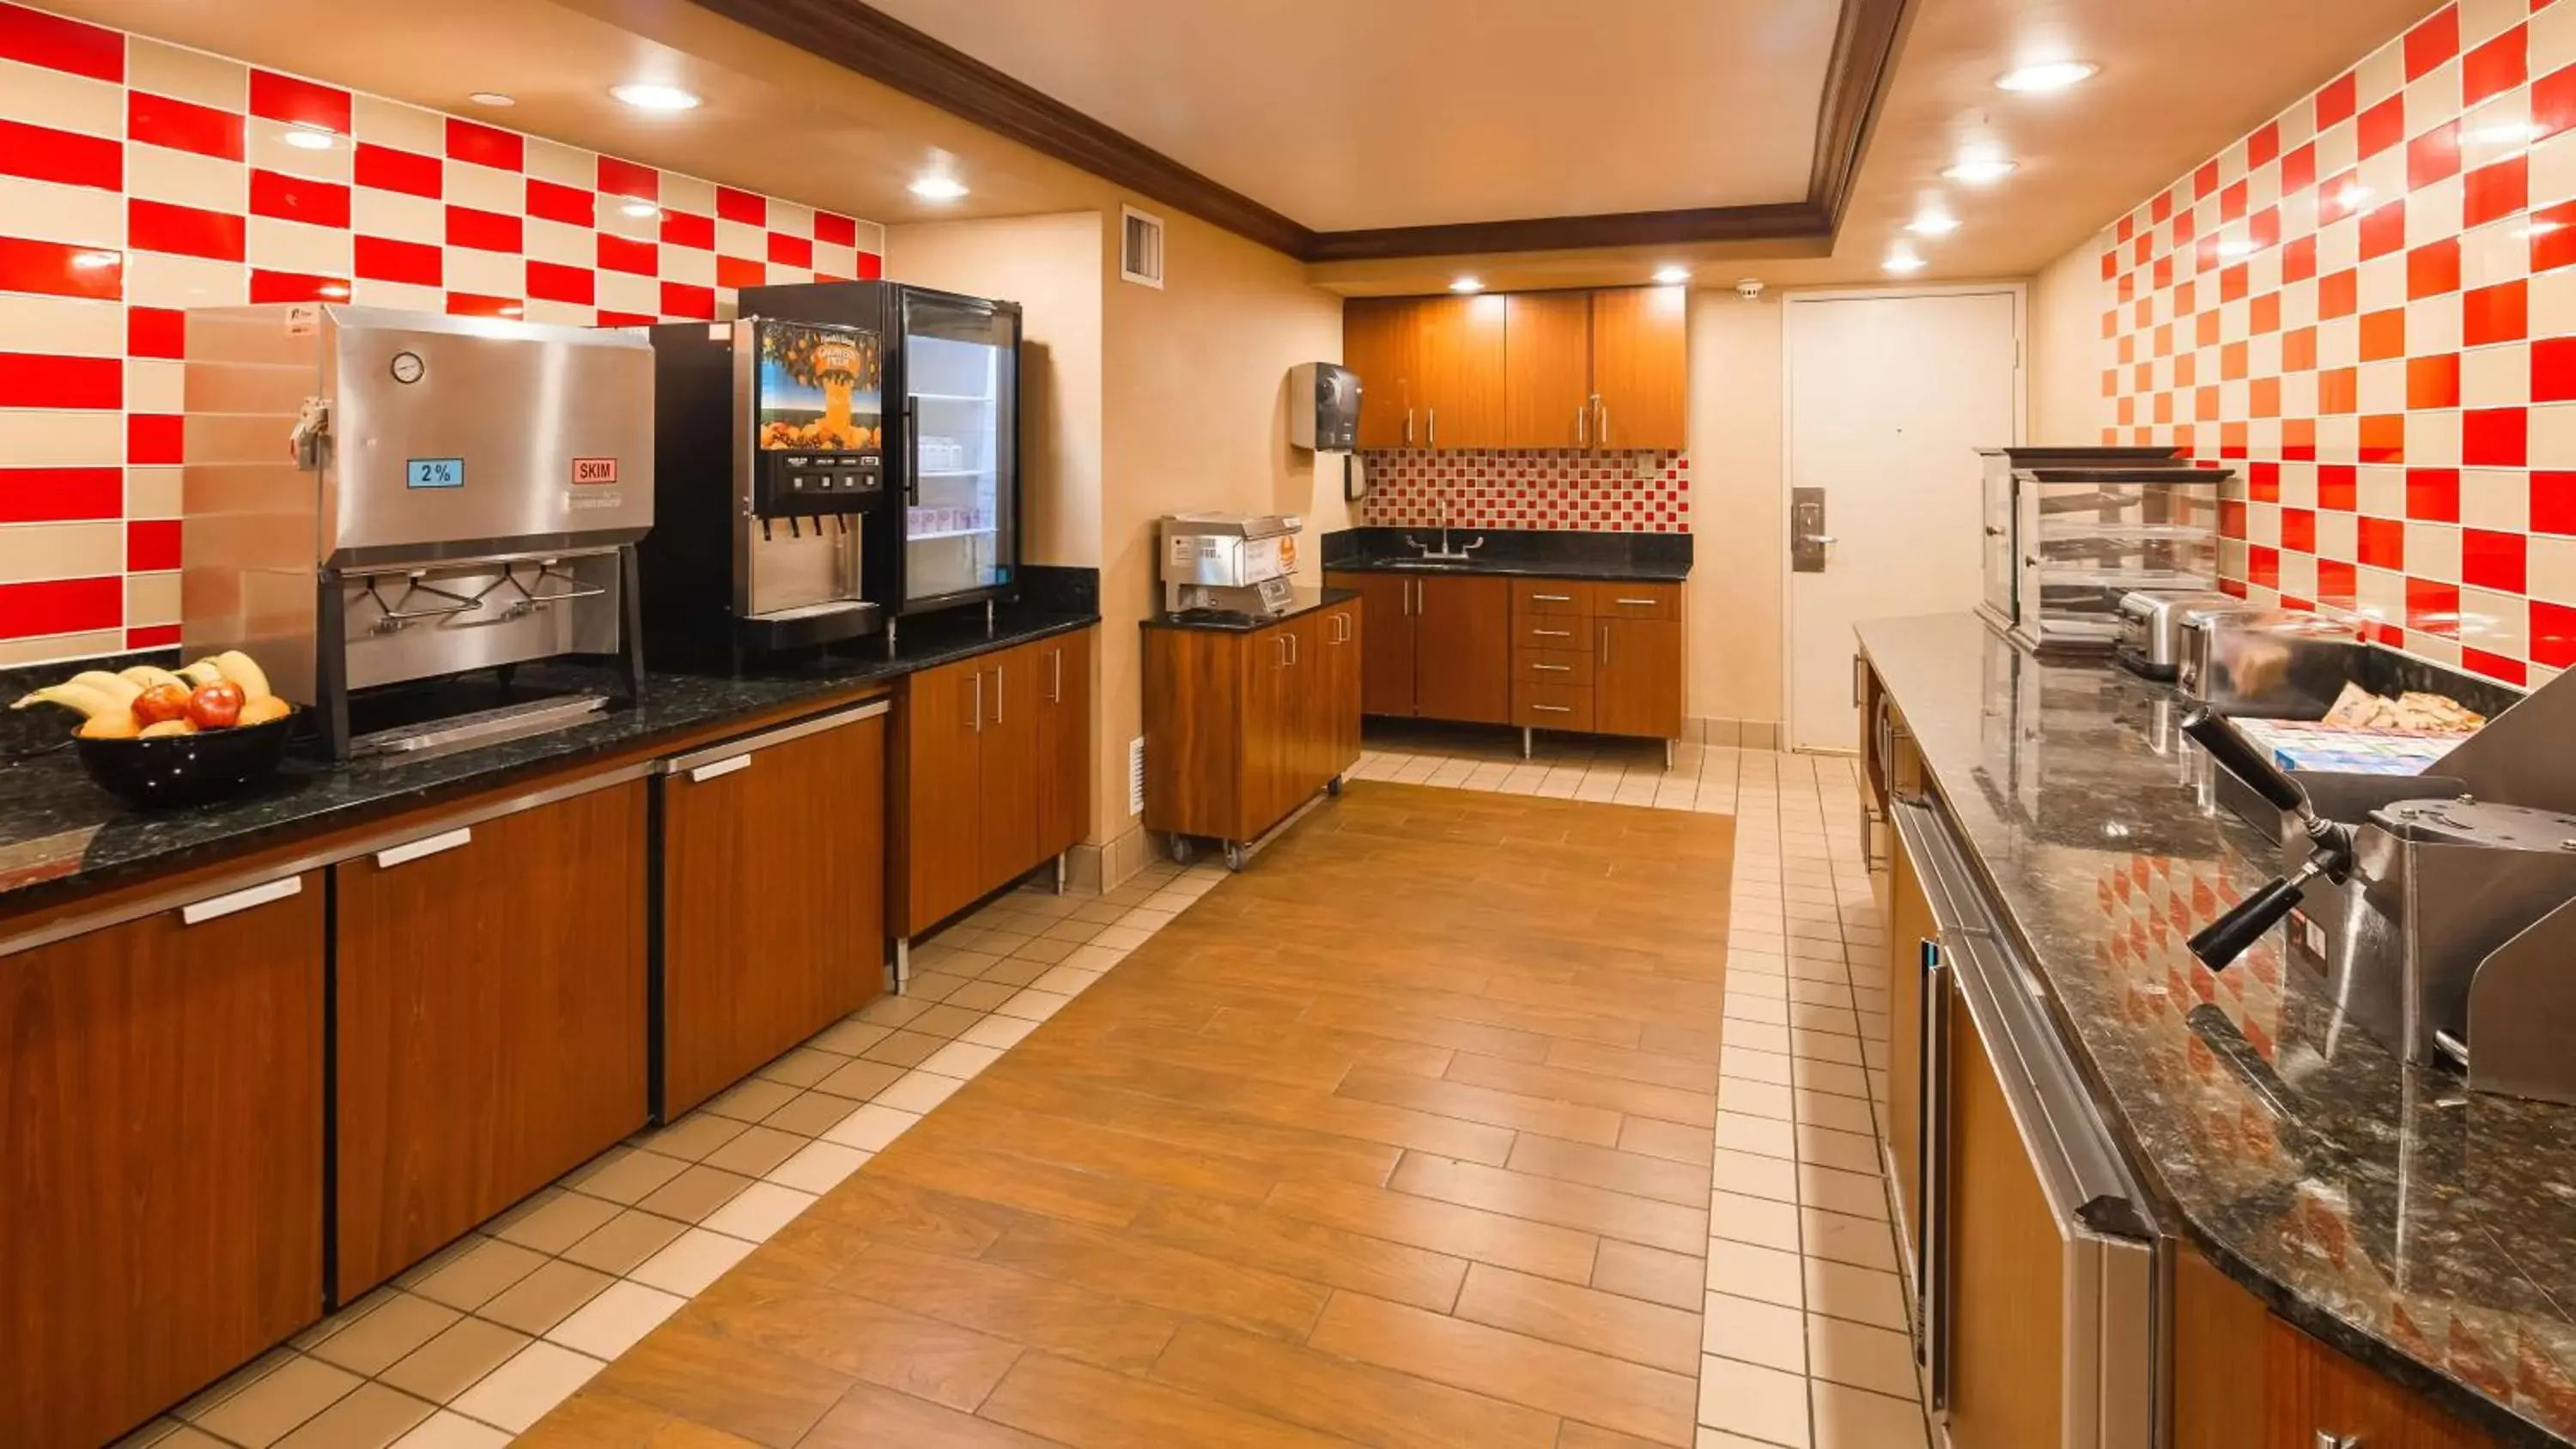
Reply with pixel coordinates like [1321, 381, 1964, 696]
[349, 694, 608, 761]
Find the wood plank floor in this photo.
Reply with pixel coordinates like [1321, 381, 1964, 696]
[522, 784, 1734, 1448]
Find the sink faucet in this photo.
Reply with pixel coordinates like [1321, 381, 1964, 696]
[1407, 488, 1485, 562]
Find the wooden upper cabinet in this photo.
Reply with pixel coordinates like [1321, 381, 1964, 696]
[1415, 293, 1509, 450]
[1345, 296, 1421, 449]
[1589, 285, 1689, 450]
[1506, 291, 1594, 448]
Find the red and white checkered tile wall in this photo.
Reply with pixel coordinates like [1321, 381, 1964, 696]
[0, 3, 884, 665]
[1357, 450, 1692, 532]
[2099, 0, 2576, 687]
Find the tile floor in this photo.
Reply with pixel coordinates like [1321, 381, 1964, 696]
[115, 722, 1918, 1449]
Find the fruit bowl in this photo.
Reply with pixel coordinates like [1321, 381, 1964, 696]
[74, 711, 294, 807]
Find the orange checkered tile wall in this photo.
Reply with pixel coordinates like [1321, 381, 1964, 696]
[0, 3, 884, 665]
[2101, 0, 2576, 685]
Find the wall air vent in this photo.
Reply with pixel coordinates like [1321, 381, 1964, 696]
[1121, 204, 1165, 288]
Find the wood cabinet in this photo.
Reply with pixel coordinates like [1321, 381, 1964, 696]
[1594, 618, 1684, 737]
[658, 702, 888, 1119]
[1505, 291, 1595, 448]
[1143, 602, 1364, 855]
[895, 628, 1097, 937]
[334, 778, 649, 1300]
[1345, 286, 1687, 452]
[1590, 285, 1690, 449]
[1, 870, 325, 1449]
[1940, 965, 2063, 1449]
[1346, 570, 1416, 714]
[1413, 573, 1512, 723]
[1508, 579, 1686, 741]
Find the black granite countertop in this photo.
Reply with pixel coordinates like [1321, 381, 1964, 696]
[1320, 525, 1692, 582]
[0, 608, 1097, 916]
[1856, 612, 2576, 1446]
[1140, 588, 1358, 633]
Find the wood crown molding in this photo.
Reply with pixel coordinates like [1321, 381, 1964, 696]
[689, 0, 1911, 263]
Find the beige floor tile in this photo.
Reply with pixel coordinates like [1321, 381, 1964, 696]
[1801, 1207, 1898, 1272]
[177, 1349, 299, 1422]
[901, 974, 963, 1003]
[1791, 1059, 1871, 1100]
[1801, 1258, 1907, 1331]
[1696, 1355, 1811, 1448]
[1091, 925, 1153, 950]
[760, 1088, 864, 1137]
[700, 1123, 806, 1179]
[1811, 1379, 1927, 1448]
[1796, 1164, 1889, 1222]
[1712, 1112, 1796, 1161]
[1717, 1046, 1795, 1088]
[854, 993, 933, 1027]
[697, 1077, 800, 1124]
[270, 1384, 435, 1449]
[1709, 1190, 1803, 1253]
[995, 986, 1072, 1022]
[702, 1180, 818, 1243]
[753, 1046, 848, 1088]
[806, 1017, 895, 1056]
[769, 1140, 872, 1195]
[1720, 1020, 1792, 1057]
[874, 1068, 965, 1113]
[942, 979, 1018, 1013]
[823, 1102, 923, 1151]
[957, 1013, 1039, 1050]
[629, 1228, 758, 1297]
[625, 1112, 746, 1163]
[112, 1418, 214, 1447]
[191, 1355, 361, 1446]
[544, 1279, 688, 1361]
[477, 1258, 617, 1337]
[560, 1209, 690, 1276]
[859, 1028, 945, 1067]
[407, 1239, 547, 1312]
[919, 1040, 1005, 1079]
[1789, 1029, 1864, 1068]
[1709, 1148, 1799, 1204]
[1804, 1313, 1918, 1399]
[1030, 964, 1105, 996]
[637, 1163, 756, 1223]
[489, 1191, 622, 1258]
[378, 1316, 529, 1403]
[307, 1293, 461, 1377]
[1703, 1291, 1807, 1375]
[981, 958, 1054, 987]
[1061, 943, 1129, 972]
[1722, 995, 1789, 1027]
[447, 1342, 606, 1434]
[1704, 1238, 1803, 1309]
[907, 1003, 991, 1037]
[1793, 1124, 1878, 1176]
[1793, 1089, 1876, 1138]
[561, 1148, 688, 1206]
[1716, 1078, 1793, 1123]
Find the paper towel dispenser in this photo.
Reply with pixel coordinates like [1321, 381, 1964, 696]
[1288, 362, 1359, 451]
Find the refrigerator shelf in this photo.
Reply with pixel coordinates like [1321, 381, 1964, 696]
[908, 524, 998, 542]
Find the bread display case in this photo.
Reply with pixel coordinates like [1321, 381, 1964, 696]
[1976, 446, 2187, 636]
[2011, 464, 2229, 654]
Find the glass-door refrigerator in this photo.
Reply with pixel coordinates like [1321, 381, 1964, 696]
[738, 280, 1022, 623]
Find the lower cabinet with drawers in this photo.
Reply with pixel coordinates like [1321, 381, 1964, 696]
[1143, 598, 1364, 866]
[1323, 568, 1685, 745]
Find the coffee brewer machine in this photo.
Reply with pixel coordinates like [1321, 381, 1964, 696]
[642, 318, 888, 665]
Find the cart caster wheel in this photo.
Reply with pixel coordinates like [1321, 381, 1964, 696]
[1223, 842, 1249, 871]
[1327, 774, 1345, 797]
[1169, 835, 1197, 866]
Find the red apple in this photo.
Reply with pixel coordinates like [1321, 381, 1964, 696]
[131, 682, 191, 726]
[186, 680, 246, 730]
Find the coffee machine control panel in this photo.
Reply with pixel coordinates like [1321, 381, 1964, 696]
[755, 450, 884, 518]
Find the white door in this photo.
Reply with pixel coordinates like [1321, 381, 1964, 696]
[1785, 291, 2020, 751]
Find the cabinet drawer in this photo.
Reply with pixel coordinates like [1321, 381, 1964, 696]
[1589, 581, 1681, 620]
[1513, 681, 1595, 731]
[1510, 579, 1589, 618]
[1514, 648, 1595, 687]
[1516, 618, 1591, 652]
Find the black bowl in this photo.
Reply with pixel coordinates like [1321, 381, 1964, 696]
[75, 714, 293, 807]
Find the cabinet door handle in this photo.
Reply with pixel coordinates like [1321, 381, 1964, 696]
[376, 827, 471, 870]
[1601, 623, 1612, 663]
[1532, 592, 1574, 603]
[1286, 631, 1299, 665]
[973, 670, 984, 734]
[1050, 646, 1063, 703]
[1598, 398, 1610, 446]
[1413, 579, 1425, 615]
[1274, 635, 1291, 667]
[1613, 597, 1657, 608]
[991, 665, 1005, 724]
[1531, 704, 1571, 713]
[1532, 628, 1571, 639]
[686, 754, 752, 784]
[1405, 407, 1414, 446]
[1428, 408, 1437, 449]
[181, 875, 302, 926]
[1534, 663, 1570, 672]
[1576, 402, 1588, 448]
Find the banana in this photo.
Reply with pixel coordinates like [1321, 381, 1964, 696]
[179, 658, 226, 688]
[119, 665, 187, 692]
[11, 682, 128, 720]
[211, 650, 272, 701]
[71, 670, 143, 706]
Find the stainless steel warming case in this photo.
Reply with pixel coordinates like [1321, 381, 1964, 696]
[181, 305, 653, 758]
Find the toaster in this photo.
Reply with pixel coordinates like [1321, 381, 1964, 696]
[2115, 589, 2241, 680]
[2178, 608, 2360, 715]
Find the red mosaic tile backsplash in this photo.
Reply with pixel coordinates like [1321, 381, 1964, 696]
[2099, 0, 2576, 687]
[0, 3, 884, 664]
[1357, 450, 1692, 532]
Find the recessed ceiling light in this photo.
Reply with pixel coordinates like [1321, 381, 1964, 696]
[468, 92, 514, 107]
[909, 175, 969, 201]
[280, 124, 336, 150]
[1906, 211, 1960, 237]
[1941, 155, 2018, 185]
[610, 82, 700, 112]
[1449, 276, 1485, 294]
[1885, 250, 1928, 275]
[1996, 62, 2098, 93]
[621, 200, 661, 219]
[1652, 264, 1692, 285]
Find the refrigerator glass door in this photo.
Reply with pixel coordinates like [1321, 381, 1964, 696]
[902, 293, 1017, 606]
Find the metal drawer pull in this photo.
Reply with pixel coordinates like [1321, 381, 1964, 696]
[1613, 597, 1657, 607]
[1050, 646, 1064, 702]
[376, 827, 471, 870]
[1534, 664, 1571, 672]
[687, 754, 751, 784]
[1531, 704, 1572, 713]
[1601, 624, 1612, 663]
[972, 671, 983, 734]
[1532, 592, 1574, 603]
[2314, 1435, 2360, 1449]
[181, 876, 302, 926]
[992, 665, 1005, 723]
[1533, 628, 1571, 638]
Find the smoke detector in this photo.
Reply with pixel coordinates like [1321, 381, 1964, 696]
[1735, 278, 1766, 301]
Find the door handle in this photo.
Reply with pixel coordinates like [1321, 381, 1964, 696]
[1050, 646, 1063, 703]
[972, 670, 983, 734]
[686, 754, 752, 784]
[376, 827, 471, 870]
[991, 664, 1004, 724]
[180, 875, 302, 925]
[1803, 534, 1839, 546]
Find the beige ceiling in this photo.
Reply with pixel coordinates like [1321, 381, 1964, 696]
[854, 0, 1840, 231]
[60, 0, 2451, 292]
